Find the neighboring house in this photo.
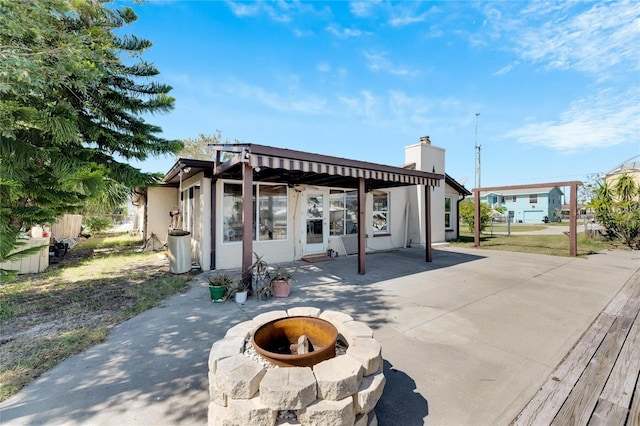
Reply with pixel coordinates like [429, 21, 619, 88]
[137, 137, 469, 273]
[480, 186, 564, 223]
[605, 157, 640, 188]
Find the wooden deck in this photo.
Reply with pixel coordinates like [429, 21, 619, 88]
[513, 269, 640, 426]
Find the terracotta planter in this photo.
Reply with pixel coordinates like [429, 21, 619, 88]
[271, 279, 291, 297]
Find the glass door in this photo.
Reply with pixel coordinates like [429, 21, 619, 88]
[303, 191, 328, 255]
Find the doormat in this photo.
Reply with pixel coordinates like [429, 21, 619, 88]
[302, 255, 332, 263]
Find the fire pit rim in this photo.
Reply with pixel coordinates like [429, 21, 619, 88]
[250, 315, 339, 367]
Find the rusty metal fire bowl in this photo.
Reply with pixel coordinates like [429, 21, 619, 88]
[251, 316, 338, 367]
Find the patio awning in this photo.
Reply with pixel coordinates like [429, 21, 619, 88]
[210, 143, 443, 190]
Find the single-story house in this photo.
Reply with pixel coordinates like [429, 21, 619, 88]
[137, 137, 470, 276]
[480, 186, 564, 223]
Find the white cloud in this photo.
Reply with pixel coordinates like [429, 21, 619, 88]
[389, 12, 428, 27]
[223, 79, 327, 114]
[226, 0, 325, 24]
[364, 51, 417, 76]
[317, 62, 331, 73]
[483, 1, 640, 74]
[493, 62, 518, 76]
[349, 0, 381, 18]
[506, 87, 640, 151]
[326, 24, 367, 38]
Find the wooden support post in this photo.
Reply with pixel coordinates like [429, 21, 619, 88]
[425, 185, 433, 262]
[357, 177, 366, 275]
[569, 183, 578, 257]
[210, 179, 217, 270]
[241, 160, 253, 289]
[474, 189, 481, 247]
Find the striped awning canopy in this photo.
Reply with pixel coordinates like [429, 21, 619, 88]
[209, 143, 442, 190]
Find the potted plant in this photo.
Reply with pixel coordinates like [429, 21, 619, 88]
[270, 266, 295, 298]
[228, 278, 248, 304]
[208, 272, 233, 302]
[248, 252, 271, 300]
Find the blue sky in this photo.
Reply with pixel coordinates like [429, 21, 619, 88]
[120, 0, 639, 189]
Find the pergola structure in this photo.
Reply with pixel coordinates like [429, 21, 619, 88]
[203, 144, 444, 287]
[473, 181, 582, 256]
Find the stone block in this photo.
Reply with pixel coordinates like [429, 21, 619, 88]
[225, 320, 259, 339]
[297, 396, 354, 426]
[346, 338, 382, 376]
[208, 401, 234, 426]
[253, 310, 289, 326]
[355, 411, 378, 426]
[229, 394, 277, 426]
[260, 367, 317, 410]
[354, 369, 386, 415]
[337, 320, 373, 345]
[275, 417, 302, 426]
[319, 310, 354, 324]
[216, 354, 266, 399]
[313, 355, 363, 401]
[208, 370, 227, 407]
[287, 307, 321, 318]
[208, 336, 245, 373]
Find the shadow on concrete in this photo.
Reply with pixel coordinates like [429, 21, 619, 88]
[376, 359, 428, 426]
[0, 247, 484, 425]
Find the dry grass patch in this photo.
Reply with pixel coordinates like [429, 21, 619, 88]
[0, 233, 192, 401]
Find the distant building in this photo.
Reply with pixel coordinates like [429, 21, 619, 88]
[605, 156, 640, 188]
[480, 187, 564, 223]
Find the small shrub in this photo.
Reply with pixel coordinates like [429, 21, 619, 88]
[84, 216, 112, 234]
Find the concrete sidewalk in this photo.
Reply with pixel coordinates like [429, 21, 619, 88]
[1, 247, 638, 425]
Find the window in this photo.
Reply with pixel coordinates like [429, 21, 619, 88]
[529, 194, 538, 204]
[444, 197, 452, 229]
[223, 183, 245, 242]
[223, 182, 287, 243]
[511, 196, 517, 202]
[330, 190, 358, 236]
[372, 192, 389, 234]
[258, 185, 287, 241]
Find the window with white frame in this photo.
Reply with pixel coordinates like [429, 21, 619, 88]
[444, 197, 452, 229]
[329, 190, 358, 236]
[529, 194, 538, 204]
[372, 192, 389, 234]
[222, 182, 287, 243]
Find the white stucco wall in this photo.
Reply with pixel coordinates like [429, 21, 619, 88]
[146, 186, 178, 244]
[404, 141, 446, 246]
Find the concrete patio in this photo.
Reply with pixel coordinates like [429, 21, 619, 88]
[0, 246, 638, 425]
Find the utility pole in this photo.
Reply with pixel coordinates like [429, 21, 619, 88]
[475, 113, 481, 189]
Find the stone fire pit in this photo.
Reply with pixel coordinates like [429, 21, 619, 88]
[208, 307, 385, 426]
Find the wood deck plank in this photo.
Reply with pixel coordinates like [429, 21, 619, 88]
[628, 371, 640, 426]
[599, 304, 640, 408]
[514, 272, 640, 426]
[588, 399, 630, 426]
[604, 275, 639, 316]
[513, 313, 615, 426]
[551, 316, 633, 426]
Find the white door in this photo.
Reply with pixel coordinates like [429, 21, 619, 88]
[303, 191, 328, 255]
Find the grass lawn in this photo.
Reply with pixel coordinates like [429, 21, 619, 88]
[450, 230, 617, 257]
[0, 233, 192, 402]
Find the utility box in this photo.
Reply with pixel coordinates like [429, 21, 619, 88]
[167, 231, 191, 274]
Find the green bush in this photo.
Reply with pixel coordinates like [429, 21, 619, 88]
[84, 216, 112, 234]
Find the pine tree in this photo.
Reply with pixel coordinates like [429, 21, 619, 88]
[0, 0, 181, 275]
